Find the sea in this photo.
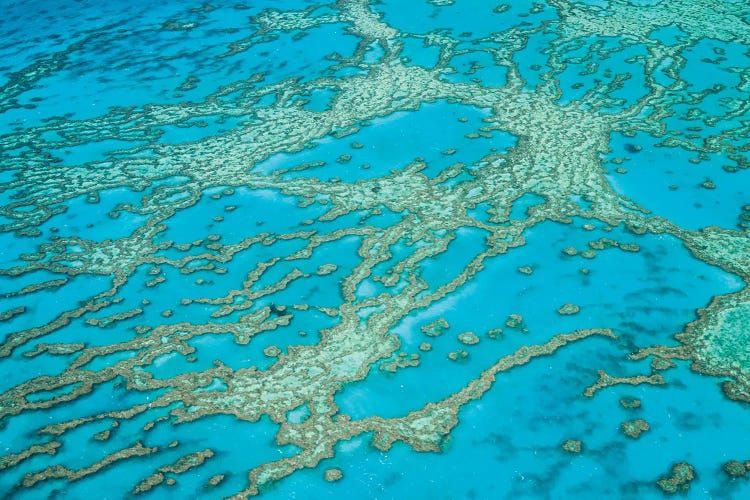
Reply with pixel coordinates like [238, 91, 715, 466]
[1, 0, 749, 499]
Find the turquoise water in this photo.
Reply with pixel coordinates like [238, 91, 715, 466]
[1, 1, 749, 499]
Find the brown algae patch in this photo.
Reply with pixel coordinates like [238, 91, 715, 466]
[657, 462, 695, 495]
[457, 332, 480, 346]
[504, 314, 525, 330]
[562, 439, 582, 454]
[557, 303, 580, 316]
[421, 318, 450, 337]
[418, 342, 432, 352]
[486, 328, 504, 340]
[584, 370, 664, 397]
[619, 397, 642, 409]
[324, 468, 343, 482]
[207, 474, 226, 487]
[621, 419, 650, 439]
[722, 460, 749, 478]
[447, 350, 469, 362]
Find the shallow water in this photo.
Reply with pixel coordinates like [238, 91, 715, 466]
[1, 0, 749, 498]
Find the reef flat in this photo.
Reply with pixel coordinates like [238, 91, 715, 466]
[0, 0, 749, 498]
